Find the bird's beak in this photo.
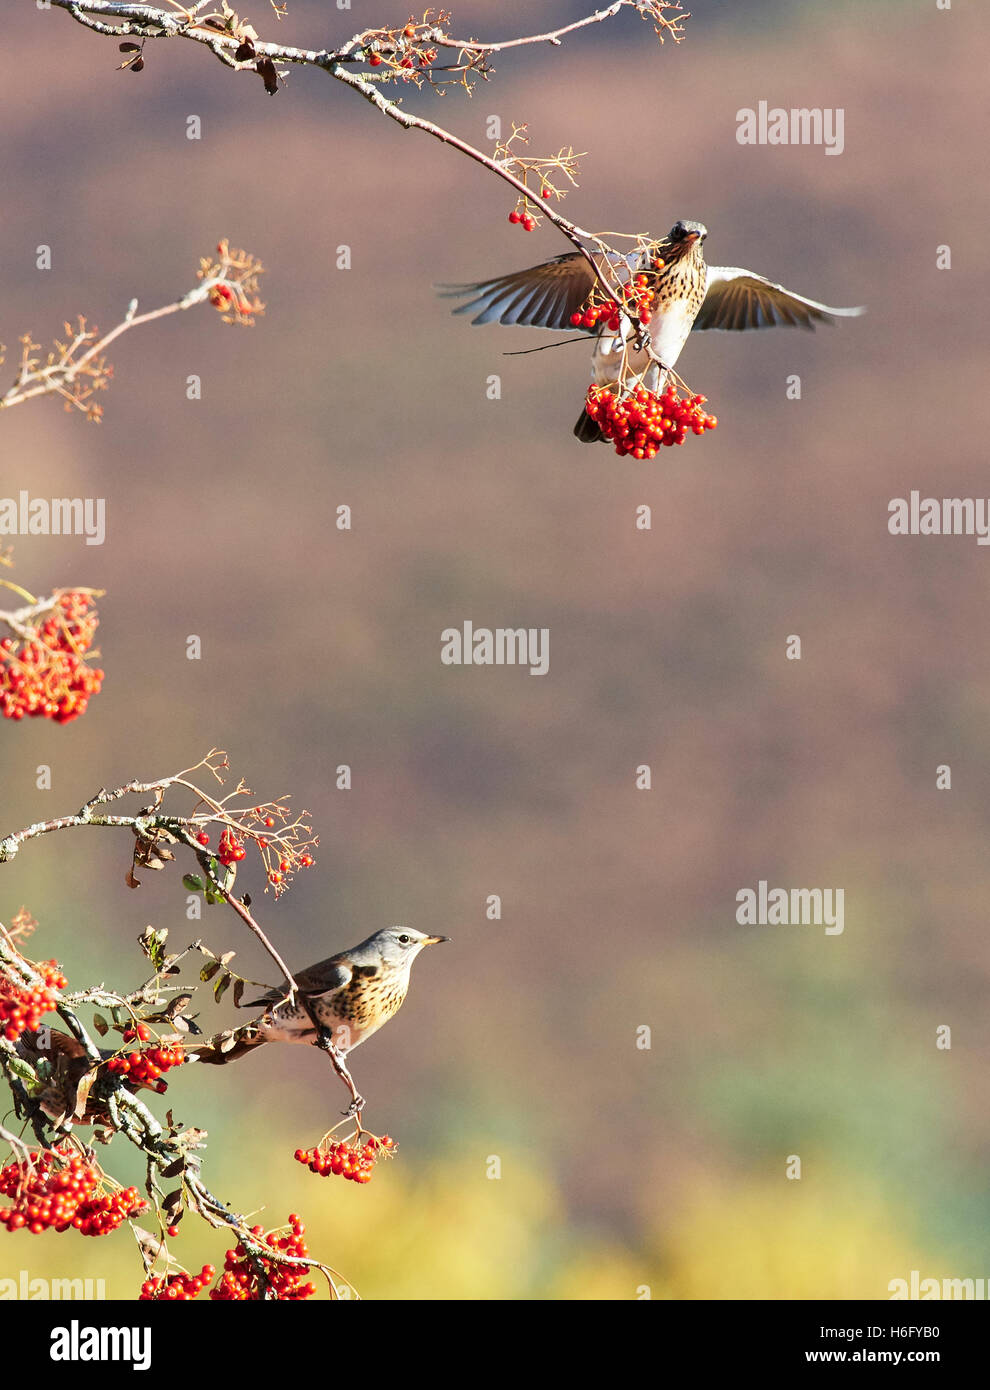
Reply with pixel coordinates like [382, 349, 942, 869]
[424, 935, 450, 946]
[684, 230, 702, 243]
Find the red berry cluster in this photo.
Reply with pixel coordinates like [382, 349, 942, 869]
[208, 283, 254, 318]
[294, 1134, 395, 1184]
[210, 1216, 316, 1300]
[569, 298, 622, 332]
[570, 271, 661, 335]
[0, 960, 67, 1042]
[139, 1264, 216, 1300]
[106, 1039, 185, 1092]
[0, 1147, 146, 1235]
[196, 806, 317, 897]
[508, 208, 537, 232]
[584, 383, 719, 458]
[1, 592, 104, 724]
[366, 23, 436, 72]
[217, 829, 246, 866]
[625, 271, 659, 326]
[398, 46, 437, 67]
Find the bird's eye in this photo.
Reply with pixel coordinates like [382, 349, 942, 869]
[398, 934, 411, 945]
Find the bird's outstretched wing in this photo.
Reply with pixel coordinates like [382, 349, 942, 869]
[696, 267, 866, 331]
[245, 955, 352, 1008]
[437, 253, 599, 330]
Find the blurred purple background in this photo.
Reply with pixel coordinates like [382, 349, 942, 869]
[2, 0, 989, 1297]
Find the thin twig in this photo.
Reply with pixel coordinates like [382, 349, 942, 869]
[46, 2, 688, 338]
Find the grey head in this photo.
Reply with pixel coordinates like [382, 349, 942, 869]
[669, 219, 708, 245]
[351, 926, 450, 971]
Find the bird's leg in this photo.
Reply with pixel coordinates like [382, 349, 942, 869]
[311, 1026, 365, 1120]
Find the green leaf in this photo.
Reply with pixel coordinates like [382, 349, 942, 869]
[138, 926, 169, 972]
[182, 874, 205, 893]
[6, 1055, 37, 1084]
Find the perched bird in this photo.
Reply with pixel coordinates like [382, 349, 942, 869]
[190, 927, 449, 1112]
[440, 219, 865, 441]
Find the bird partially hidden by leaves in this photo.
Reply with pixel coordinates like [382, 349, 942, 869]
[188, 927, 450, 1115]
[440, 219, 865, 441]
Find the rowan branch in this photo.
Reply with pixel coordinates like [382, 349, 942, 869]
[46, 3, 690, 324]
[0, 586, 103, 642]
[0, 911, 345, 1296]
[0, 239, 263, 421]
[0, 750, 313, 968]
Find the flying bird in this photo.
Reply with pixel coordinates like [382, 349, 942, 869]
[190, 926, 449, 1112]
[440, 220, 865, 440]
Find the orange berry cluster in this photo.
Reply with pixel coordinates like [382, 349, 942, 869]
[1, 592, 104, 724]
[217, 829, 246, 867]
[584, 384, 719, 458]
[210, 1215, 316, 1300]
[106, 1039, 185, 1092]
[0, 960, 66, 1042]
[0, 1147, 145, 1235]
[294, 1134, 395, 1184]
[140, 1264, 216, 1300]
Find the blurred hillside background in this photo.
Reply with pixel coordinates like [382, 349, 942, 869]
[1, 0, 989, 1298]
